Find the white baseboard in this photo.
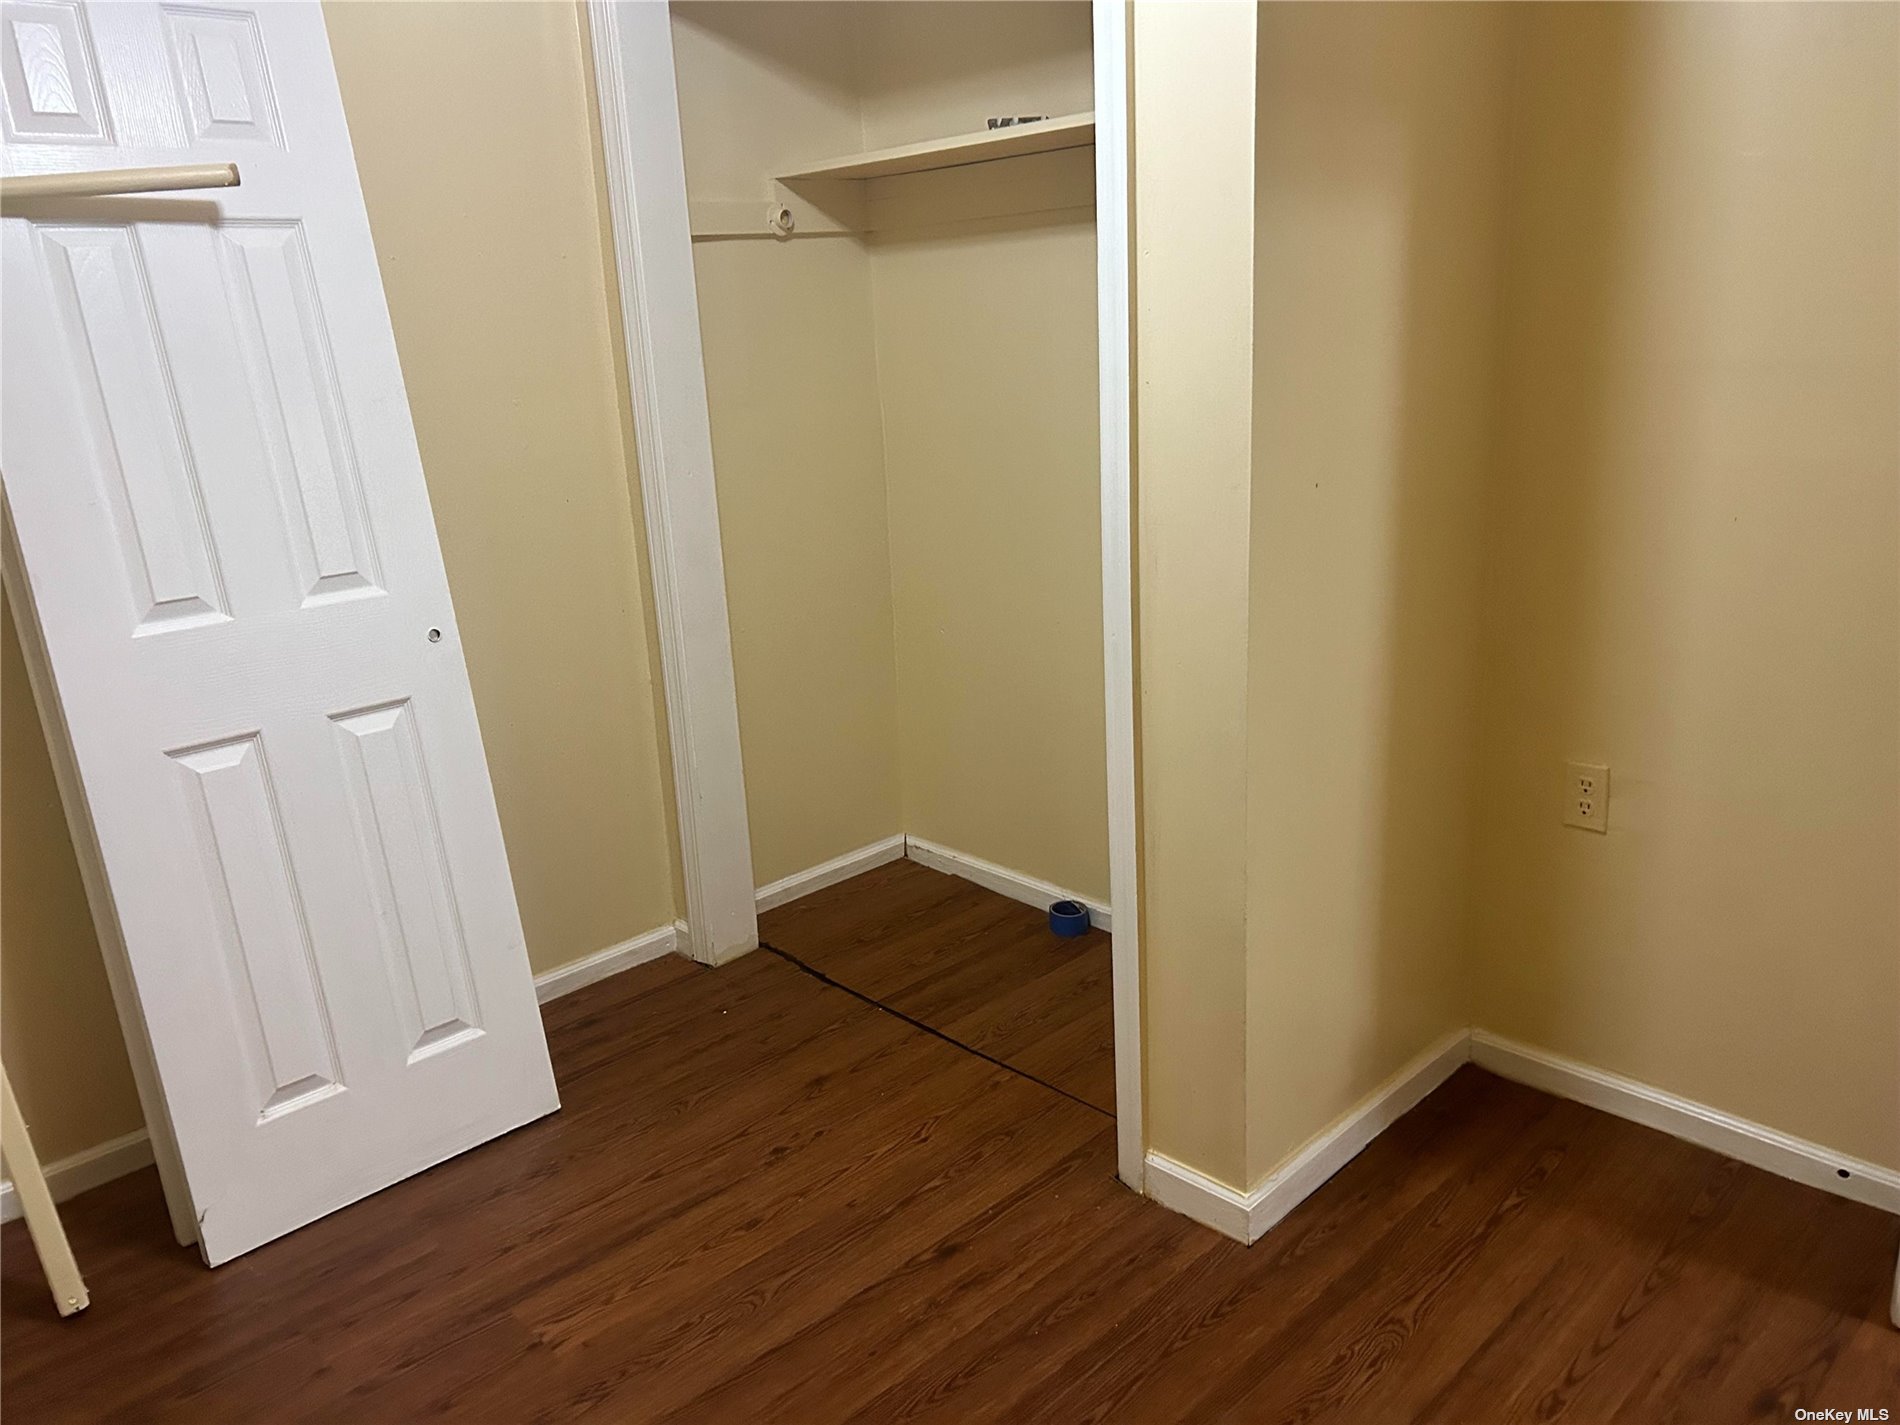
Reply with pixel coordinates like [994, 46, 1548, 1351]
[1146, 1028, 1473, 1244]
[533, 921, 685, 1005]
[0, 1129, 153, 1225]
[1144, 1150, 1254, 1243]
[1470, 1030, 1900, 1216]
[904, 835, 1112, 932]
[755, 834, 906, 914]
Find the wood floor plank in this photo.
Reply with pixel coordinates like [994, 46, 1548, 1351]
[660, 1131, 1160, 1424]
[993, 1074, 1566, 1424]
[4, 875, 1894, 1424]
[761, 859, 1116, 1111]
[1816, 1314, 1900, 1413]
[1402, 1116, 1734, 1424]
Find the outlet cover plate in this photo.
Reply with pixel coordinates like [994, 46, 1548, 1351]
[1565, 762, 1610, 832]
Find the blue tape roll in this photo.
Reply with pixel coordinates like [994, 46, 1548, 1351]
[1048, 900, 1091, 937]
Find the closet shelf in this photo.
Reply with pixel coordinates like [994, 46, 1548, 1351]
[778, 112, 1094, 182]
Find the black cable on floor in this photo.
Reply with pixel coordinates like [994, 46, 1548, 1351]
[758, 940, 1114, 1121]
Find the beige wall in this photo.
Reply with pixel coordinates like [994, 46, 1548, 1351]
[1140, 0, 1896, 1194]
[694, 236, 903, 885]
[1133, 0, 1259, 1188]
[1, 606, 145, 1163]
[672, 1, 1107, 897]
[1, 1, 681, 1164]
[1135, 0, 1510, 1192]
[1470, 2, 1900, 1168]
[855, 0, 1094, 150]
[671, 4, 903, 887]
[1245, 3, 1509, 1181]
[861, 4, 1107, 899]
[873, 213, 1107, 897]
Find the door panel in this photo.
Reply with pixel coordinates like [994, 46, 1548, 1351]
[2, 0, 559, 1264]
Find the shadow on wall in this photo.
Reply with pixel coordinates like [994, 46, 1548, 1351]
[1248, 1, 1515, 1175]
[1359, 1, 1537, 1137]
[1469, 2, 1648, 1080]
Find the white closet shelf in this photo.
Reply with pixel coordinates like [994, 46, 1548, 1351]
[778, 112, 1095, 182]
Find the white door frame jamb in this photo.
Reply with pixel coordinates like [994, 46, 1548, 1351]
[587, 0, 758, 966]
[1093, 0, 1144, 1191]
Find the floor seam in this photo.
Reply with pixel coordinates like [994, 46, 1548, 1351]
[757, 940, 1115, 1121]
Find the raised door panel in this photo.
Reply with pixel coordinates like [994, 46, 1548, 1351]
[168, 731, 344, 1121]
[331, 699, 482, 1064]
[160, 5, 278, 146]
[218, 221, 383, 606]
[1, 0, 110, 144]
[32, 221, 231, 634]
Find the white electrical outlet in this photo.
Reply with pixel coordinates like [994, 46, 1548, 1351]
[1564, 762, 1610, 832]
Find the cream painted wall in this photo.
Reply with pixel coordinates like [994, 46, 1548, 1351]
[670, 4, 903, 887]
[854, 0, 1094, 150]
[1132, 0, 1259, 1189]
[1, 1, 681, 1164]
[670, 1, 863, 200]
[670, 1, 1107, 897]
[872, 214, 1107, 898]
[1245, 3, 1509, 1181]
[859, 2, 1107, 901]
[1141, 0, 1897, 1197]
[1470, 2, 1900, 1168]
[1, 604, 145, 1163]
[693, 238, 903, 885]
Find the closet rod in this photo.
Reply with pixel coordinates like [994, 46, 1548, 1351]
[0, 163, 240, 201]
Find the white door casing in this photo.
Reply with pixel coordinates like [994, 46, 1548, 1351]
[2, 0, 558, 1264]
[587, 0, 757, 967]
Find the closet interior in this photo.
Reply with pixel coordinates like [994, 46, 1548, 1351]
[666, 1, 1114, 1112]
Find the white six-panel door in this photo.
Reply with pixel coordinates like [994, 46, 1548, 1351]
[1, 0, 558, 1264]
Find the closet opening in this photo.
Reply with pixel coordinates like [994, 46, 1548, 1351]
[658, 1, 1133, 1154]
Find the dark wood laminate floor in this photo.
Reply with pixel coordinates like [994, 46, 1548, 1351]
[761, 858, 1117, 1114]
[4, 925, 1896, 1421]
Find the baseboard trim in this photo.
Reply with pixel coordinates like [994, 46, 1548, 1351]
[1470, 1030, 1900, 1216]
[1146, 1028, 1473, 1245]
[1144, 1150, 1253, 1243]
[532, 922, 685, 1005]
[755, 835, 907, 914]
[0, 1129, 153, 1225]
[904, 836, 1112, 932]
[1245, 1028, 1473, 1241]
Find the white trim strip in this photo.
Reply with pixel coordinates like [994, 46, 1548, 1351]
[1146, 1025, 1900, 1245]
[1244, 1029, 1473, 1241]
[0, 1129, 153, 1225]
[1144, 1149, 1253, 1243]
[904, 836, 1111, 932]
[587, 0, 758, 967]
[1146, 1028, 1472, 1244]
[1470, 1030, 1900, 1216]
[755, 836, 907, 915]
[531, 922, 685, 1005]
[1092, 0, 1144, 1193]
